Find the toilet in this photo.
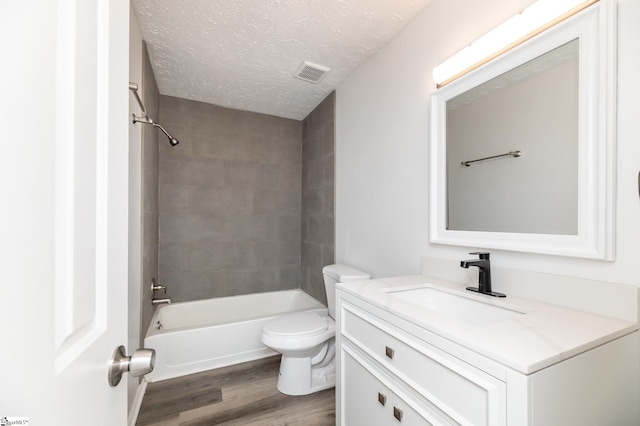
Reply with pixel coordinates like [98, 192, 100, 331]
[261, 264, 370, 395]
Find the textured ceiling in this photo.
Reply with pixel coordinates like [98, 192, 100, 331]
[131, 0, 432, 120]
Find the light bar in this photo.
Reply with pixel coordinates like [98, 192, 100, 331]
[432, 0, 598, 87]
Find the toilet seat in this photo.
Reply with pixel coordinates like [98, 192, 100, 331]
[263, 312, 328, 337]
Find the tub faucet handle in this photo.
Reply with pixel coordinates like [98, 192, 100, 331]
[152, 284, 166, 294]
[151, 278, 167, 294]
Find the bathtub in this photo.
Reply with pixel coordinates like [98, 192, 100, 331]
[144, 289, 327, 382]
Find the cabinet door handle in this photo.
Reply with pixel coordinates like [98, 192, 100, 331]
[385, 346, 394, 359]
[393, 406, 403, 421]
[378, 392, 387, 406]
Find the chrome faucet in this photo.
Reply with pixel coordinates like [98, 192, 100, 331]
[460, 252, 505, 298]
[152, 298, 171, 306]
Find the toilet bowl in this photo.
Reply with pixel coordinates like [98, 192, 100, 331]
[261, 264, 370, 395]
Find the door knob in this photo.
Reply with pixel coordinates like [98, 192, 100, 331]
[108, 345, 155, 387]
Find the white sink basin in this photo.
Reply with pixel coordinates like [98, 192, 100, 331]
[387, 286, 525, 323]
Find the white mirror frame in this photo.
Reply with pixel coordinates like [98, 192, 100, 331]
[430, 0, 616, 260]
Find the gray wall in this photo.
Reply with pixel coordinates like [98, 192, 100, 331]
[301, 92, 336, 304]
[129, 33, 159, 409]
[140, 42, 160, 339]
[128, 11, 144, 410]
[158, 96, 303, 302]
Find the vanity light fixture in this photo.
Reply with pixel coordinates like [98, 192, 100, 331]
[432, 0, 598, 87]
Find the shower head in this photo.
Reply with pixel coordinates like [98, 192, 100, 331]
[153, 123, 180, 147]
[131, 114, 180, 147]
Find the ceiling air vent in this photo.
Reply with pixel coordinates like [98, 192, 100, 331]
[294, 61, 330, 83]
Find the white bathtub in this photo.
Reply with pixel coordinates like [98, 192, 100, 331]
[144, 289, 327, 382]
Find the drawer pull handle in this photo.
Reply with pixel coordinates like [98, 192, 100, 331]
[378, 392, 387, 406]
[393, 406, 403, 421]
[385, 346, 395, 359]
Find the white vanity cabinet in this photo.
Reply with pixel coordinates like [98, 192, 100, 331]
[338, 294, 506, 425]
[336, 284, 639, 426]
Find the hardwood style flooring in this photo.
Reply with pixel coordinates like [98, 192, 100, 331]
[136, 356, 335, 426]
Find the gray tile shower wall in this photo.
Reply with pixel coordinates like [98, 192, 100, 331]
[158, 96, 303, 302]
[140, 42, 160, 343]
[301, 92, 336, 305]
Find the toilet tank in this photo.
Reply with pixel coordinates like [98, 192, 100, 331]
[322, 264, 370, 318]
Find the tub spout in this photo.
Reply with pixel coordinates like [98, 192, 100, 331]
[152, 298, 171, 306]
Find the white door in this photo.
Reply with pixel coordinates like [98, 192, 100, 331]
[0, 1, 130, 425]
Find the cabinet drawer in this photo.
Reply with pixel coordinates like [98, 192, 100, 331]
[341, 302, 506, 426]
[341, 344, 449, 425]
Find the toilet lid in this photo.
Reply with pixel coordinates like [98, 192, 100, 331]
[263, 312, 328, 337]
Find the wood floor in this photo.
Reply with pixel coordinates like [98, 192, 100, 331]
[136, 356, 335, 426]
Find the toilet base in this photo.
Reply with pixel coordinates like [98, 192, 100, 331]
[276, 355, 336, 396]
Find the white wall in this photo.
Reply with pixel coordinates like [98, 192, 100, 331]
[128, 4, 143, 416]
[336, 0, 640, 287]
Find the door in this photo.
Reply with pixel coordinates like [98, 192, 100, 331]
[0, 0, 130, 424]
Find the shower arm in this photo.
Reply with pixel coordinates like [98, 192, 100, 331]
[132, 115, 172, 139]
[128, 82, 148, 120]
[129, 82, 180, 146]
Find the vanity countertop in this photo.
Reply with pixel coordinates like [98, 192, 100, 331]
[337, 275, 639, 374]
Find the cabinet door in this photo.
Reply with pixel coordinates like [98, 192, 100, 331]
[342, 346, 389, 426]
[341, 345, 445, 426]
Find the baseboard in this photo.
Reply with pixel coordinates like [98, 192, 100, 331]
[128, 380, 148, 426]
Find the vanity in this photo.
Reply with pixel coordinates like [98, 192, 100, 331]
[334, 2, 638, 423]
[336, 275, 639, 425]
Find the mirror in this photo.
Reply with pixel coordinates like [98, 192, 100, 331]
[447, 39, 579, 235]
[430, 2, 615, 259]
